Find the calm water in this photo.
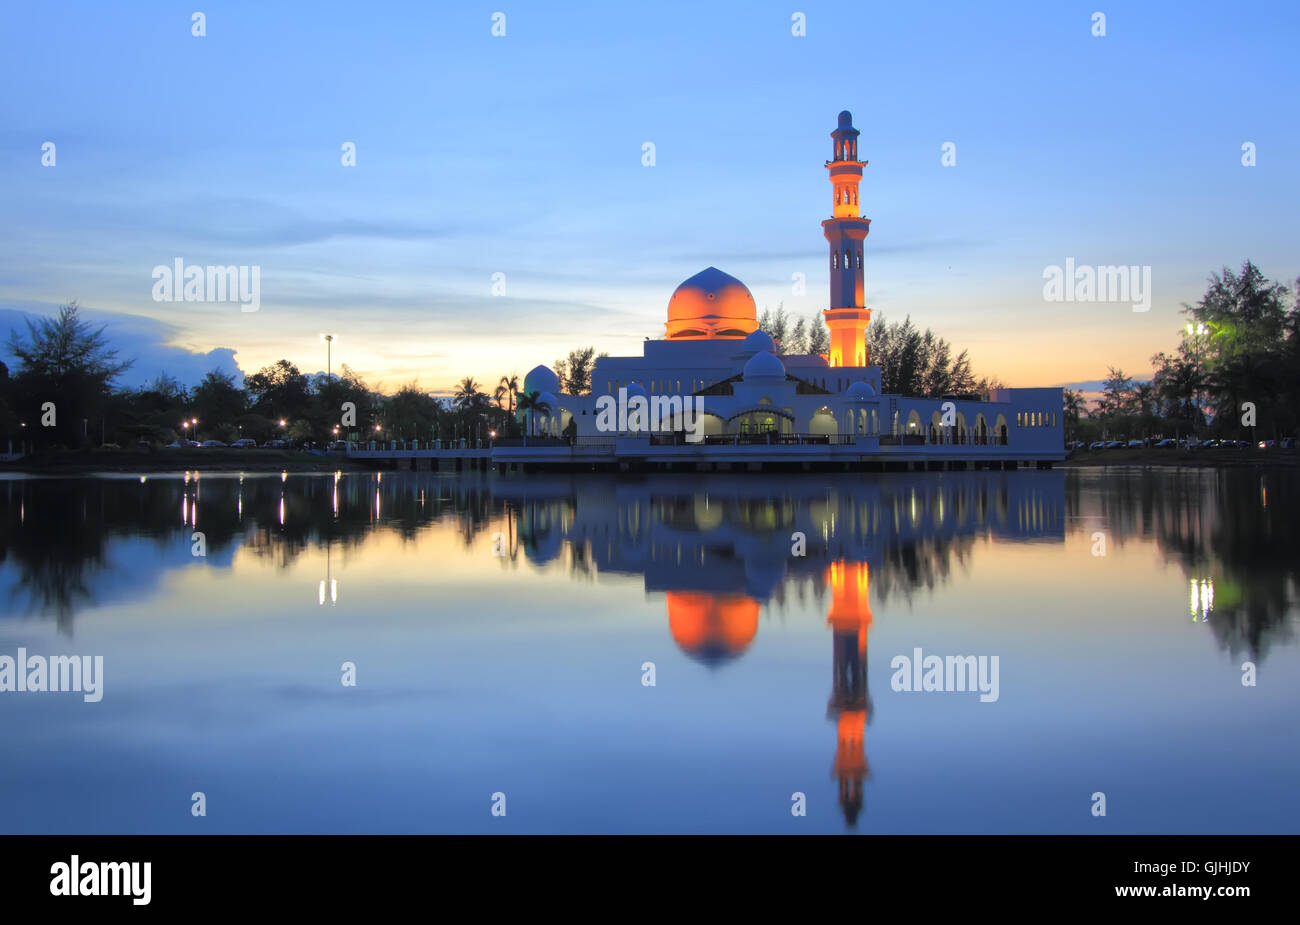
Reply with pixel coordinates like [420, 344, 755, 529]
[0, 468, 1296, 834]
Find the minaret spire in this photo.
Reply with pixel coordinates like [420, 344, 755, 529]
[821, 111, 873, 368]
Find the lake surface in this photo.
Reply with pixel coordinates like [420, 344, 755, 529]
[0, 467, 1296, 834]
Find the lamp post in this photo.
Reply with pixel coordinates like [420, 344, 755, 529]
[320, 333, 336, 381]
[1186, 322, 1208, 435]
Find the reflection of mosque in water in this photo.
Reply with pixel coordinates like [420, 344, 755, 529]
[501, 472, 1066, 825]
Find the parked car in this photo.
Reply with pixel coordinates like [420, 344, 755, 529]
[230, 438, 257, 448]
[1106, 441, 1125, 449]
[1127, 439, 1144, 448]
[199, 440, 227, 448]
[264, 439, 287, 448]
[1089, 441, 1107, 451]
[1258, 440, 1276, 449]
[1155, 438, 1176, 448]
[1282, 437, 1297, 450]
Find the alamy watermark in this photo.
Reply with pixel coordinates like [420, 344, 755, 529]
[1043, 258, 1150, 312]
[152, 258, 260, 312]
[0, 648, 103, 702]
[594, 389, 705, 443]
[890, 647, 999, 702]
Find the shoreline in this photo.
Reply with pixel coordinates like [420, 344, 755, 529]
[0, 450, 368, 475]
[2, 448, 1294, 475]
[1060, 449, 1296, 469]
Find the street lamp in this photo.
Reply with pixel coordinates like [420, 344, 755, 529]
[320, 333, 336, 381]
[1186, 322, 1209, 433]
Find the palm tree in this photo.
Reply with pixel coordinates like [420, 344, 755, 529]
[453, 377, 483, 413]
[494, 373, 519, 414]
[516, 390, 552, 436]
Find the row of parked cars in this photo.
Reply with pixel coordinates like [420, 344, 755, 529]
[163, 438, 291, 449]
[1070, 438, 1297, 451]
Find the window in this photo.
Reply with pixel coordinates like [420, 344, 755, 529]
[857, 248, 863, 267]
[833, 252, 838, 269]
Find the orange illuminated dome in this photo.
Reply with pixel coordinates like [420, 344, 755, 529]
[665, 592, 760, 664]
[664, 267, 760, 340]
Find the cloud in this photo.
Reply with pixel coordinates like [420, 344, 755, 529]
[0, 301, 243, 389]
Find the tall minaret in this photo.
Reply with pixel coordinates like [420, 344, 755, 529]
[822, 111, 872, 368]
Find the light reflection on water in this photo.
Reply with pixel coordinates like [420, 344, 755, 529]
[0, 469, 1296, 833]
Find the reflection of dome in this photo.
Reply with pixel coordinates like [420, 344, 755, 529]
[739, 329, 776, 357]
[666, 592, 760, 666]
[665, 267, 759, 340]
[523, 364, 559, 396]
[846, 380, 875, 400]
[743, 350, 785, 381]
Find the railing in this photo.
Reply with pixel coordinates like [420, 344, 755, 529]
[492, 436, 571, 447]
[698, 433, 862, 446]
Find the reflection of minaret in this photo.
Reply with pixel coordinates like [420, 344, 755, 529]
[825, 561, 873, 827]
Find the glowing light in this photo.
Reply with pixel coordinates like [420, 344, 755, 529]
[1190, 577, 1215, 621]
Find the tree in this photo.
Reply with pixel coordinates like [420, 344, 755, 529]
[1181, 261, 1295, 434]
[807, 312, 830, 355]
[516, 390, 552, 436]
[381, 384, 442, 441]
[558, 347, 599, 394]
[1096, 368, 1133, 415]
[7, 301, 132, 446]
[453, 377, 485, 412]
[495, 373, 520, 413]
[788, 318, 808, 354]
[245, 360, 310, 422]
[191, 369, 246, 433]
[865, 314, 983, 397]
[758, 304, 789, 348]
[1062, 389, 1086, 436]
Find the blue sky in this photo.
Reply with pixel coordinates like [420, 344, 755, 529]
[1, 0, 1296, 392]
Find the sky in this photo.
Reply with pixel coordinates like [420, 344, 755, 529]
[1, 0, 1297, 394]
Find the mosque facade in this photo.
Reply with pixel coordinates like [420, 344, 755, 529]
[510, 111, 1064, 469]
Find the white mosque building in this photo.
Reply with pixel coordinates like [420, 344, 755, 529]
[500, 111, 1064, 472]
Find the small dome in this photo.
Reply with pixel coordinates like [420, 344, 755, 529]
[845, 380, 875, 400]
[743, 350, 785, 381]
[837, 110, 854, 129]
[740, 329, 776, 356]
[624, 382, 648, 398]
[523, 364, 559, 396]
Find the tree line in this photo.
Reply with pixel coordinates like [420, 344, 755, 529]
[1063, 261, 1300, 442]
[1, 304, 531, 450]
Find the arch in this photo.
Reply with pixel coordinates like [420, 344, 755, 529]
[995, 413, 1008, 445]
[975, 413, 989, 445]
[905, 409, 922, 435]
[955, 411, 968, 445]
[809, 406, 838, 437]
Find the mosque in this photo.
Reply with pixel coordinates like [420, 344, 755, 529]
[506, 111, 1064, 471]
